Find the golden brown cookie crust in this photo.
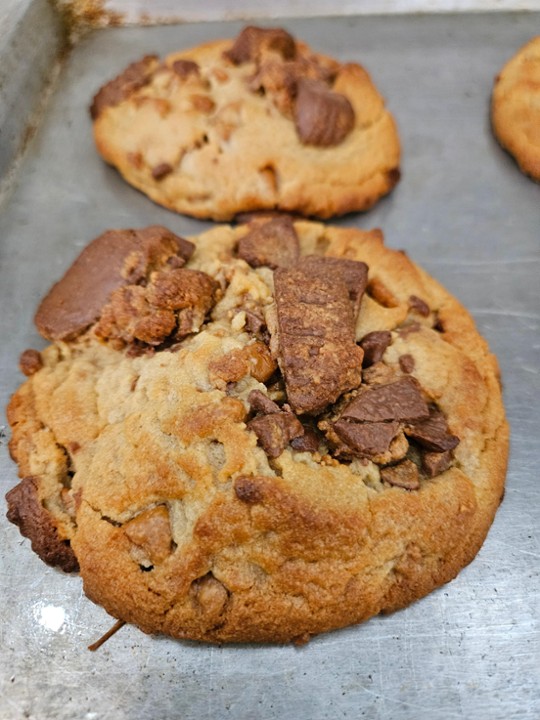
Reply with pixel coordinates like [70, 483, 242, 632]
[492, 36, 540, 181]
[6, 223, 508, 643]
[91, 32, 400, 220]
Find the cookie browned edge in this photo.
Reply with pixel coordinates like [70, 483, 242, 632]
[491, 36, 540, 181]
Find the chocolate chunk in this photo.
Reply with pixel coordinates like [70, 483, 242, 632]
[405, 410, 460, 452]
[333, 420, 400, 458]
[225, 26, 296, 65]
[273, 265, 363, 415]
[399, 354, 415, 374]
[5, 477, 79, 572]
[341, 377, 429, 424]
[359, 331, 392, 367]
[234, 476, 264, 504]
[96, 267, 217, 346]
[422, 449, 453, 478]
[298, 255, 368, 317]
[290, 426, 320, 453]
[248, 412, 304, 458]
[34, 226, 194, 342]
[171, 59, 200, 79]
[380, 460, 420, 490]
[244, 309, 267, 338]
[152, 163, 173, 180]
[237, 217, 300, 269]
[409, 295, 430, 317]
[90, 55, 159, 119]
[19, 349, 43, 376]
[295, 78, 355, 147]
[248, 389, 281, 415]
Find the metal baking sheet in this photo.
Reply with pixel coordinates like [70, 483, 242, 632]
[1, 12, 539, 720]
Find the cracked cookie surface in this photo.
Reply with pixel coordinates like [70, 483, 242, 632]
[6, 221, 507, 643]
[492, 36, 540, 181]
[91, 26, 400, 220]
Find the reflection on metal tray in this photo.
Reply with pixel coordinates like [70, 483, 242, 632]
[0, 11, 539, 720]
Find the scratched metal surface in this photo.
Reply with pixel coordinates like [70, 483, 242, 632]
[0, 12, 539, 720]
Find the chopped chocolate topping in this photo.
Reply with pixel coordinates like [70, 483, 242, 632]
[248, 389, 281, 415]
[399, 354, 415, 374]
[298, 255, 368, 317]
[96, 267, 217, 346]
[19, 349, 43, 377]
[90, 55, 159, 119]
[244, 309, 267, 338]
[6, 477, 79, 572]
[333, 420, 400, 458]
[237, 217, 300, 269]
[405, 410, 460, 452]
[397, 321, 421, 338]
[290, 426, 320, 453]
[341, 377, 429, 424]
[171, 59, 200, 79]
[225, 26, 297, 65]
[273, 264, 363, 415]
[34, 226, 194, 342]
[380, 459, 420, 490]
[409, 295, 430, 317]
[152, 163, 173, 180]
[422, 449, 453, 477]
[234, 476, 264, 504]
[295, 78, 355, 147]
[248, 411, 304, 458]
[359, 331, 392, 368]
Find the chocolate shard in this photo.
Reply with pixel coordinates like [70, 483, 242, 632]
[34, 226, 194, 342]
[340, 377, 430, 424]
[234, 475, 264, 504]
[290, 426, 320, 453]
[409, 295, 430, 317]
[248, 389, 281, 415]
[19, 349, 43, 377]
[237, 217, 300, 270]
[244, 309, 267, 338]
[90, 55, 159, 120]
[225, 26, 297, 65]
[380, 459, 420, 490]
[5, 477, 79, 573]
[333, 420, 400, 458]
[399, 354, 415, 374]
[298, 255, 368, 318]
[152, 162, 173, 180]
[405, 410, 460, 452]
[359, 330, 392, 367]
[171, 59, 200, 79]
[273, 265, 363, 415]
[248, 412, 304, 458]
[422, 449, 453, 478]
[295, 78, 355, 147]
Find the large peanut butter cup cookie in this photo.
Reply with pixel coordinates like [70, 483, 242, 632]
[492, 36, 540, 181]
[91, 26, 400, 220]
[6, 221, 507, 643]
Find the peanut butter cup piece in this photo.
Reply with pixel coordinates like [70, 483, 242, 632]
[272, 262, 363, 415]
[295, 78, 355, 147]
[35, 227, 194, 342]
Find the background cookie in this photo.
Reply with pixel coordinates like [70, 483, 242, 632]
[492, 36, 540, 180]
[91, 26, 400, 220]
[6, 221, 507, 644]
